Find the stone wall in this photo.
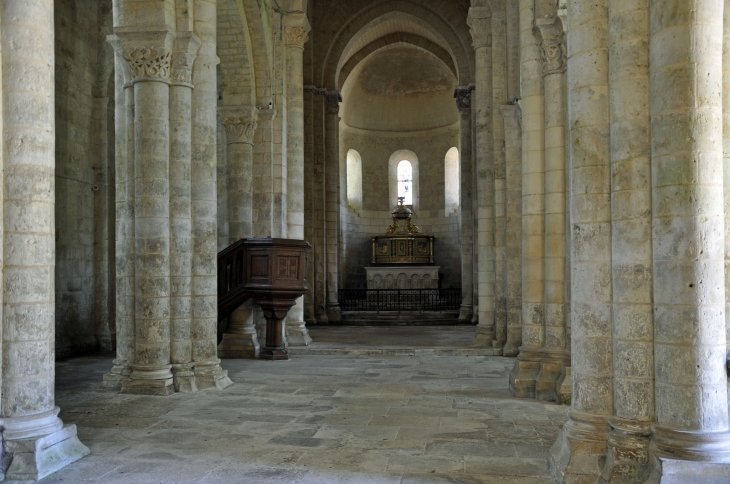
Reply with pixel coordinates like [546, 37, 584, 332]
[54, 0, 114, 357]
[340, 124, 462, 290]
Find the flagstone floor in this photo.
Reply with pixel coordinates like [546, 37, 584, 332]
[25, 329, 567, 484]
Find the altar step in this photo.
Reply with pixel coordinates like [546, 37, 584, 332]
[337, 310, 461, 325]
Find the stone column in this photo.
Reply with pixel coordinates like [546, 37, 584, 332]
[0, 0, 89, 477]
[724, 0, 730, 389]
[468, 6, 496, 347]
[648, 0, 730, 478]
[169, 34, 200, 392]
[455, 86, 474, 324]
[500, 104, 522, 357]
[284, 15, 312, 346]
[253, 108, 277, 237]
[313, 89, 328, 323]
[118, 36, 176, 396]
[218, 106, 260, 358]
[190, 0, 232, 390]
[303, 86, 316, 324]
[324, 91, 341, 322]
[535, 17, 567, 403]
[600, 0, 653, 480]
[509, 0, 545, 398]
[549, 0, 613, 480]
[103, 36, 135, 389]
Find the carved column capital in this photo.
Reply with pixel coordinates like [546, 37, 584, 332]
[115, 28, 175, 82]
[171, 32, 201, 85]
[454, 86, 474, 113]
[220, 106, 259, 145]
[325, 91, 342, 115]
[536, 17, 566, 76]
[467, 7, 492, 49]
[284, 13, 311, 50]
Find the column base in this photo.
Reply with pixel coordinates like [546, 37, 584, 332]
[121, 377, 174, 395]
[121, 366, 174, 395]
[509, 354, 540, 398]
[647, 457, 730, 483]
[218, 332, 260, 358]
[503, 326, 522, 357]
[101, 360, 130, 390]
[326, 305, 341, 323]
[172, 365, 198, 393]
[471, 304, 478, 324]
[1, 408, 89, 481]
[458, 304, 473, 323]
[194, 361, 234, 390]
[473, 326, 494, 347]
[536, 359, 562, 402]
[599, 418, 651, 484]
[556, 366, 572, 405]
[549, 411, 610, 484]
[286, 322, 312, 346]
[260, 346, 289, 360]
[4, 425, 89, 481]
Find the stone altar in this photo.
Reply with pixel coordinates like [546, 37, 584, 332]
[366, 266, 440, 289]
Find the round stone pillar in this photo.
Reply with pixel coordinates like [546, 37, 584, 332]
[284, 15, 312, 347]
[190, 0, 232, 389]
[509, 0, 545, 398]
[455, 86, 474, 324]
[324, 91, 341, 322]
[169, 34, 200, 393]
[219, 106, 261, 358]
[467, 6, 496, 348]
[119, 40, 176, 396]
[600, 0, 654, 481]
[0, 0, 89, 478]
[534, 17, 567, 403]
[549, 0, 613, 481]
[499, 103, 522, 358]
[648, 0, 730, 477]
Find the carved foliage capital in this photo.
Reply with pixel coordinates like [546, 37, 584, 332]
[221, 107, 259, 144]
[454, 87, 473, 112]
[467, 7, 492, 49]
[325, 91, 342, 115]
[285, 26, 309, 49]
[123, 47, 172, 81]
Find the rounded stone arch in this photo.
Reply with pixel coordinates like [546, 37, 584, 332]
[389, 149, 420, 212]
[217, 0, 257, 106]
[320, 1, 474, 89]
[338, 32, 457, 89]
[241, 0, 274, 105]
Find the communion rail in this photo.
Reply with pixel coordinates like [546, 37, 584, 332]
[338, 288, 461, 312]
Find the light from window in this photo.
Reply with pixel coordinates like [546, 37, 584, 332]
[444, 147, 460, 216]
[397, 160, 413, 205]
[347, 149, 363, 211]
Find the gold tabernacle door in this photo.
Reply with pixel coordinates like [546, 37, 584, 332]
[371, 235, 435, 264]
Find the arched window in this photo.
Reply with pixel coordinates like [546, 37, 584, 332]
[397, 160, 413, 206]
[388, 150, 419, 210]
[346, 149, 363, 211]
[444, 147, 460, 216]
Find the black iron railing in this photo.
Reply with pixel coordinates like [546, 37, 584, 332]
[338, 289, 462, 312]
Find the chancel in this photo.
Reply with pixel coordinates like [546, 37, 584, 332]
[0, 0, 729, 482]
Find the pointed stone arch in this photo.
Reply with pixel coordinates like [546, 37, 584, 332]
[217, 0, 257, 106]
[240, 0, 273, 105]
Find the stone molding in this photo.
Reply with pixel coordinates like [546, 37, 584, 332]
[220, 106, 259, 145]
[285, 26, 309, 50]
[536, 17, 566, 76]
[325, 90, 342, 115]
[467, 7, 492, 49]
[454, 85, 474, 112]
[123, 47, 172, 81]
